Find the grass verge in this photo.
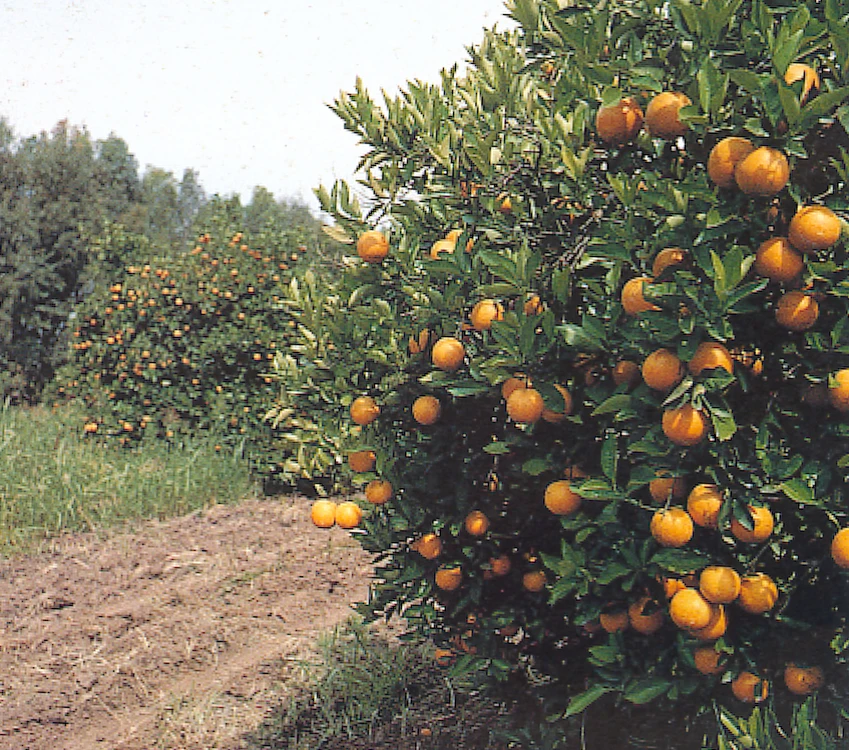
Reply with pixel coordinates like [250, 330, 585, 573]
[0, 403, 257, 554]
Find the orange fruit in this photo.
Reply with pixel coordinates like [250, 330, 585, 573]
[413, 533, 443, 560]
[730, 505, 774, 543]
[348, 450, 376, 473]
[661, 576, 688, 600]
[431, 337, 466, 372]
[788, 205, 842, 253]
[775, 290, 819, 331]
[693, 646, 726, 675]
[688, 342, 734, 376]
[357, 230, 389, 263]
[612, 360, 641, 388]
[650, 507, 694, 548]
[408, 328, 431, 354]
[599, 609, 629, 633]
[522, 570, 546, 592]
[430, 238, 456, 259]
[691, 604, 728, 641]
[412, 395, 442, 425]
[687, 484, 724, 529]
[335, 501, 363, 529]
[649, 473, 688, 503]
[628, 596, 665, 635]
[464, 510, 490, 537]
[784, 63, 821, 104]
[523, 293, 544, 315]
[784, 664, 825, 696]
[707, 136, 755, 188]
[734, 146, 790, 196]
[828, 370, 849, 411]
[595, 96, 644, 145]
[699, 566, 741, 604]
[652, 247, 688, 276]
[435, 567, 463, 591]
[544, 480, 583, 515]
[731, 672, 769, 704]
[365, 479, 393, 505]
[737, 573, 778, 614]
[501, 376, 527, 400]
[621, 276, 660, 315]
[541, 384, 573, 423]
[350, 395, 380, 426]
[498, 194, 513, 213]
[754, 237, 804, 283]
[470, 299, 505, 331]
[506, 387, 545, 424]
[489, 554, 512, 576]
[645, 91, 691, 138]
[642, 348, 684, 391]
[831, 528, 849, 568]
[311, 499, 337, 528]
[446, 228, 463, 242]
[669, 588, 714, 630]
[663, 404, 709, 446]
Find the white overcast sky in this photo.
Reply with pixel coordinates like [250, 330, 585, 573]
[0, 1, 513, 211]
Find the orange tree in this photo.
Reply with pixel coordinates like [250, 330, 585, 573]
[279, 0, 849, 740]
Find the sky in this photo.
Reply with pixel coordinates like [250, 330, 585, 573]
[0, 1, 514, 212]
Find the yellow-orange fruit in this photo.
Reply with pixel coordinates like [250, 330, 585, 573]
[737, 573, 778, 614]
[350, 396, 380, 426]
[650, 507, 694, 548]
[357, 230, 389, 263]
[501, 376, 527, 401]
[663, 404, 709, 446]
[669, 588, 714, 630]
[430, 238, 456, 259]
[523, 293, 544, 315]
[412, 395, 442, 425]
[348, 450, 376, 473]
[694, 646, 726, 675]
[628, 596, 665, 635]
[470, 299, 505, 331]
[731, 505, 774, 543]
[335, 501, 363, 529]
[661, 576, 688, 600]
[365, 479, 393, 505]
[652, 247, 688, 277]
[691, 604, 728, 641]
[506, 387, 545, 424]
[755, 237, 804, 283]
[775, 290, 819, 331]
[784, 63, 821, 104]
[621, 276, 660, 315]
[408, 328, 431, 354]
[599, 609, 630, 633]
[413, 533, 443, 560]
[687, 484, 724, 529]
[831, 528, 849, 568]
[788, 205, 842, 253]
[435, 567, 463, 591]
[784, 664, 825, 696]
[732, 672, 769, 703]
[642, 348, 684, 391]
[311, 500, 337, 528]
[464, 510, 490, 537]
[734, 146, 790, 197]
[645, 91, 691, 138]
[828, 370, 849, 411]
[522, 570, 546, 592]
[649, 473, 688, 503]
[431, 337, 466, 372]
[541, 384, 573, 423]
[688, 342, 734, 377]
[544, 480, 583, 515]
[707, 137, 755, 188]
[699, 566, 741, 604]
[595, 96, 644, 145]
[612, 360, 641, 388]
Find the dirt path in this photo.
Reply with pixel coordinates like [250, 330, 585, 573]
[0, 496, 373, 750]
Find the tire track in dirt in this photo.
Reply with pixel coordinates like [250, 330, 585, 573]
[0, 496, 373, 750]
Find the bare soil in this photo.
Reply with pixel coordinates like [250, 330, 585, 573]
[0, 496, 373, 750]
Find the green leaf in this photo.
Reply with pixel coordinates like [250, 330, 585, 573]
[650, 548, 709, 574]
[483, 442, 511, 455]
[624, 677, 673, 705]
[597, 561, 632, 584]
[564, 684, 611, 717]
[592, 394, 633, 416]
[523, 457, 552, 476]
[601, 433, 619, 483]
[779, 478, 816, 504]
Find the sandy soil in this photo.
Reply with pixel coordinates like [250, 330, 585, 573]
[0, 496, 373, 750]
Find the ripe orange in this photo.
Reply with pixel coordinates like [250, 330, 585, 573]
[435, 567, 463, 591]
[544, 480, 583, 515]
[599, 609, 629, 633]
[621, 276, 660, 315]
[413, 533, 443, 560]
[642, 348, 684, 391]
[652, 247, 688, 277]
[649, 472, 688, 503]
[691, 604, 728, 641]
[650, 507, 694, 548]
[731, 672, 769, 704]
[348, 450, 376, 473]
[470, 299, 505, 331]
[688, 342, 734, 377]
[687, 484, 724, 529]
[311, 499, 337, 528]
[408, 328, 431, 354]
[431, 337, 466, 372]
[755, 237, 804, 283]
[775, 290, 819, 331]
[693, 646, 726, 675]
[737, 573, 778, 614]
[522, 570, 546, 592]
[501, 376, 527, 400]
[784, 63, 820, 104]
[699, 566, 741, 604]
[734, 146, 790, 196]
[335, 501, 363, 529]
[661, 576, 688, 600]
[784, 664, 825, 696]
[707, 136, 755, 188]
[645, 91, 691, 138]
[541, 384, 573, 423]
[831, 528, 849, 568]
[828, 370, 849, 411]
[788, 205, 842, 253]
[612, 360, 641, 388]
[731, 505, 774, 543]
[669, 588, 714, 630]
[506, 387, 545, 424]
[628, 596, 665, 635]
[595, 96, 644, 145]
[430, 238, 456, 259]
[464, 510, 490, 537]
[365, 479, 393, 505]
[350, 396, 380, 426]
[663, 404, 709, 446]
[412, 395, 442, 425]
[523, 293, 544, 315]
[498, 194, 513, 213]
[357, 230, 389, 263]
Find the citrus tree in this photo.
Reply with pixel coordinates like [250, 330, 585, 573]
[279, 0, 849, 741]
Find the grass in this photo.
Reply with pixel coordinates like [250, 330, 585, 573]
[0, 402, 257, 554]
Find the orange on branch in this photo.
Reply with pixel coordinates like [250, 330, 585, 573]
[470, 299, 505, 331]
[348, 450, 376, 473]
[595, 96, 644, 145]
[652, 247, 688, 276]
[522, 570, 546, 592]
[649, 472, 688, 503]
[350, 395, 380, 426]
[669, 588, 714, 630]
[412, 395, 442, 425]
[775, 290, 818, 331]
[506, 387, 545, 424]
[688, 342, 734, 376]
[784, 63, 820, 104]
[642, 348, 684, 391]
[734, 146, 790, 196]
[335, 501, 363, 529]
[544, 480, 582, 516]
[737, 573, 778, 614]
[788, 205, 842, 253]
[435, 567, 463, 592]
[755, 237, 804, 283]
[784, 664, 825, 696]
[541, 384, 573, 423]
[621, 276, 660, 315]
[694, 646, 726, 675]
[357, 230, 389, 263]
[413, 533, 443, 560]
[687, 484, 724, 529]
[691, 604, 728, 641]
[612, 360, 641, 388]
[731, 505, 774, 543]
[599, 609, 629, 633]
[431, 337, 465, 372]
[831, 528, 849, 568]
[651, 507, 694, 548]
[311, 500, 337, 528]
[699, 566, 741, 604]
[365, 479, 393, 505]
[645, 91, 691, 138]
[732, 672, 769, 704]
[464, 510, 490, 537]
[663, 404, 709, 446]
[828, 370, 849, 411]
[707, 136, 755, 188]
[628, 596, 665, 635]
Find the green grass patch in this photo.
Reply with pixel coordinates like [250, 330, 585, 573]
[0, 403, 257, 554]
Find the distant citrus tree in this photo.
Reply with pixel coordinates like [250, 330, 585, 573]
[276, 0, 849, 743]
